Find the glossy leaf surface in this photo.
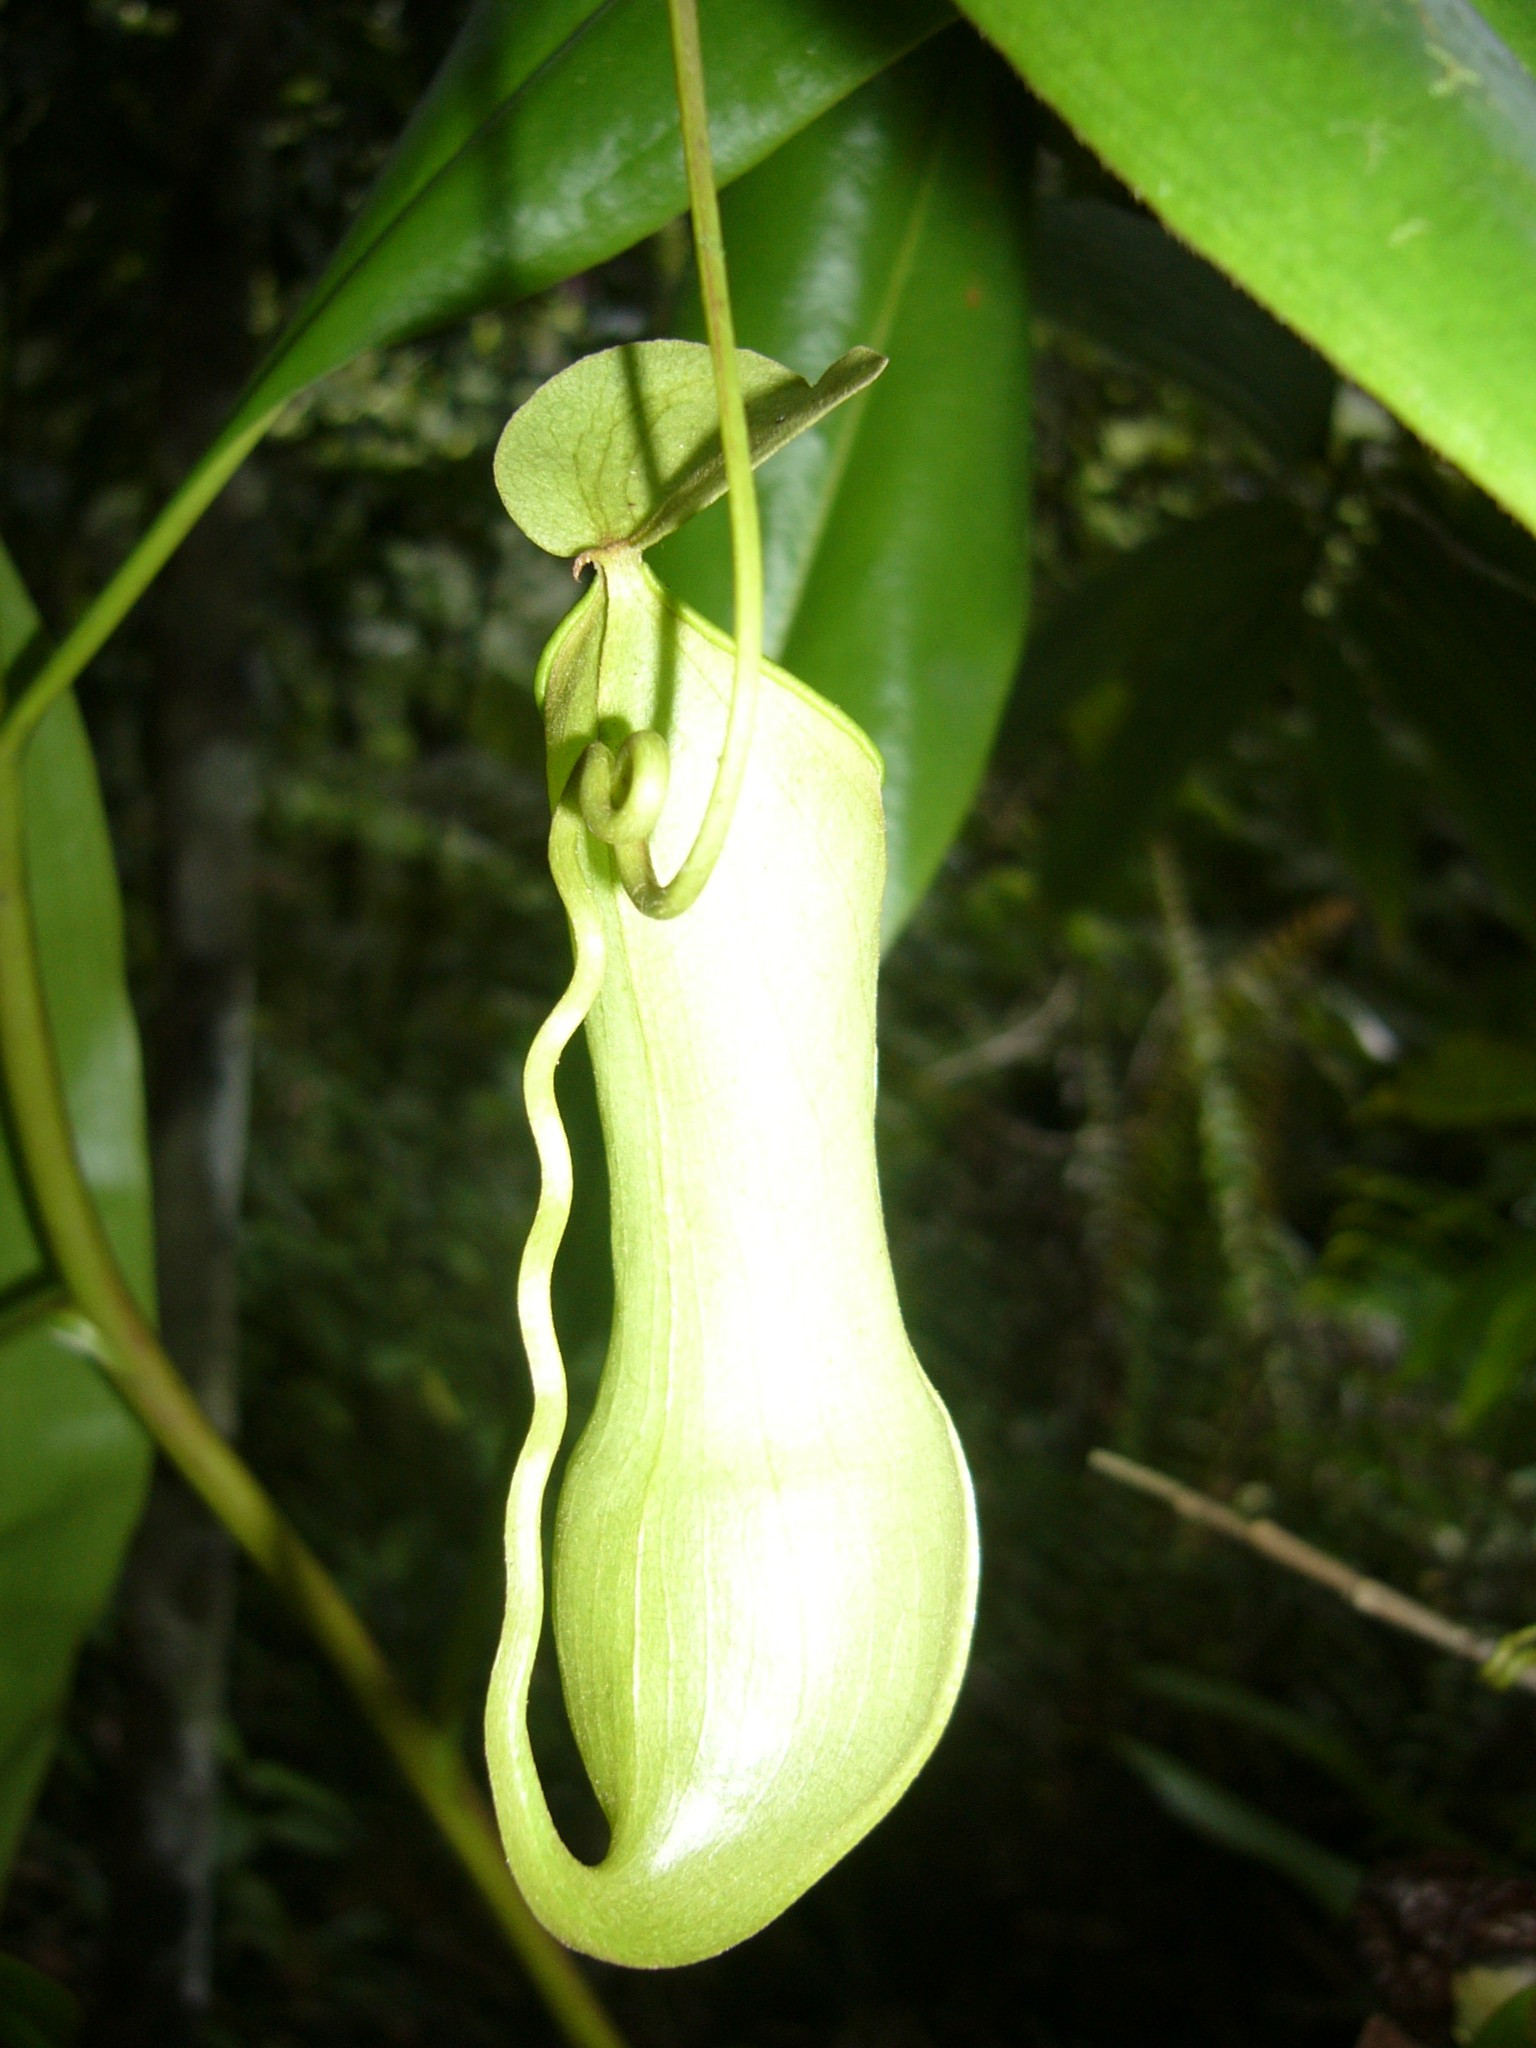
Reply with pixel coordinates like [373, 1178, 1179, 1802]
[958, 0, 1536, 535]
[0, 545, 154, 1888]
[225, 0, 948, 441]
[654, 45, 1033, 939]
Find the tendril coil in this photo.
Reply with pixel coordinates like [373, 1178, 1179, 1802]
[574, 729, 679, 920]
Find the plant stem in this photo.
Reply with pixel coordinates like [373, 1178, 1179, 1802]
[0, 753, 627, 2048]
[654, 0, 763, 916]
[1089, 1447, 1536, 1697]
[0, 415, 276, 761]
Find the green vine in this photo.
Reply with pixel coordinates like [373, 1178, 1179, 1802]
[570, 0, 765, 920]
[0, 739, 626, 2048]
[0, 416, 276, 774]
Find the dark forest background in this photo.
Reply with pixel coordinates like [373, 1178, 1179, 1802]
[8, 5, 1536, 2047]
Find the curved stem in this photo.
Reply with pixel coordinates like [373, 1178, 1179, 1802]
[0, 747, 626, 2048]
[630, 0, 761, 919]
[0, 414, 276, 762]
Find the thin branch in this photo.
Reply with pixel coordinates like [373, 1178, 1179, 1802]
[1088, 1447, 1536, 1698]
[0, 754, 627, 2048]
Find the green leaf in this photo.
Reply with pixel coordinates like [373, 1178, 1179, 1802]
[1114, 1737, 1362, 1918]
[1477, 2, 1536, 78]
[1469, 1981, 1536, 2048]
[956, 0, 1536, 536]
[1457, 1267, 1536, 1427]
[493, 340, 884, 559]
[0, 1957, 77, 2048]
[1298, 631, 1411, 932]
[1134, 1664, 1462, 1849]
[33, 0, 949, 742]
[0, 543, 154, 1892]
[1022, 503, 1311, 905]
[1374, 1229, 1536, 1427]
[1033, 197, 1335, 459]
[1367, 1032, 1536, 1128]
[1401, 1235, 1536, 1382]
[655, 43, 1033, 939]
[1350, 513, 1536, 938]
[226, 0, 948, 442]
[1007, 502, 1295, 762]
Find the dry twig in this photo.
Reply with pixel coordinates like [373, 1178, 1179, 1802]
[1089, 1448, 1536, 1698]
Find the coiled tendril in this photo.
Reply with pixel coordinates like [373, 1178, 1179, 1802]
[552, 0, 764, 931]
[574, 729, 676, 918]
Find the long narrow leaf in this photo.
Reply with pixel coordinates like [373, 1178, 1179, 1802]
[0, 544, 155, 1890]
[1458, 1269, 1536, 1427]
[18, 0, 950, 736]
[1115, 1736, 1362, 1918]
[956, 0, 1536, 537]
[224, 0, 950, 443]
[1135, 1663, 1462, 1849]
